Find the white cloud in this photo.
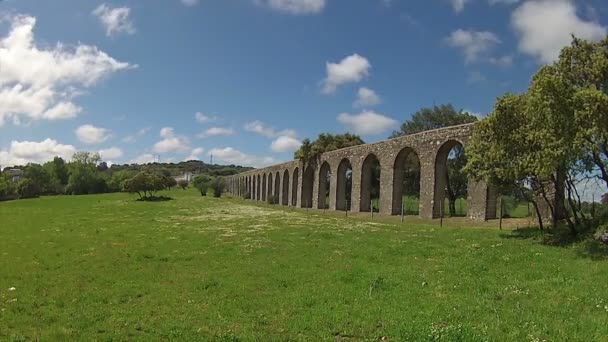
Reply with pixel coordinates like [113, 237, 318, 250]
[181, 0, 199, 6]
[195, 112, 217, 123]
[123, 127, 150, 143]
[354, 87, 381, 107]
[445, 29, 501, 63]
[322, 54, 371, 94]
[0, 14, 133, 126]
[75, 124, 110, 145]
[512, 0, 607, 64]
[450, 0, 470, 13]
[244, 120, 276, 138]
[271, 135, 302, 152]
[209, 147, 275, 167]
[129, 153, 156, 165]
[92, 4, 135, 37]
[467, 71, 487, 84]
[99, 147, 123, 160]
[337, 110, 398, 135]
[255, 0, 325, 15]
[153, 127, 189, 153]
[197, 127, 234, 138]
[489, 0, 519, 5]
[185, 147, 205, 161]
[488, 55, 513, 67]
[0, 139, 76, 167]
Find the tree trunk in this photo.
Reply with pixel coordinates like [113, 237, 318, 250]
[447, 186, 456, 216]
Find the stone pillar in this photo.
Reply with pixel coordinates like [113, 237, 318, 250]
[278, 173, 284, 205]
[350, 162, 362, 213]
[419, 151, 436, 219]
[328, 164, 338, 210]
[379, 160, 394, 215]
[467, 179, 497, 221]
[312, 165, 320, 209]
[296, 168, 303, 208]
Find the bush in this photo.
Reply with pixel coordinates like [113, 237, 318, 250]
[192, 175, 211, 196]
[123, 172, 166, 200]
[178, 179, 189, 190]
[210, 177, 225, 198]
[17, 178, 41, 199]
[267, 194, 276, 204]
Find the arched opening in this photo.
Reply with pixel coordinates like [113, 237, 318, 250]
[434, 140, 468, 217]
[291, 168, 299, 206]
[301, 164, 315, 208]
[274, 172, 280, 204]
[267, 173, 273, 203]
[317, 162, 331, 209]
[282, 170, 290, 205]
[392, 148, 421, 215]
[261, 173, 267, 202]
[360, 154, 381, 212]
[336, 159, 353, 211]
[252, 176, 256, 200]
[256, 175, 261, 200]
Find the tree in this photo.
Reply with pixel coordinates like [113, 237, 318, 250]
[67, 152, 102, 195]
[123, 172, 166, 200]
[44, 157, 69, 194]
[392, 104, 478, 216]
[192, 175, 211, 196]
[163, 176, 177, 189]
[178, 179, 189, 190]
[466, 35, 608, 234]
[0, 174, 16, 200]
[295, 133, 364, 164]
[17, 178, 41, 199]
[210, 177, 226, 197]
[24, 163, 52, 194]
[107, 170, 135, 193]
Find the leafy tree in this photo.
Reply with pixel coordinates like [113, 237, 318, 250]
[107, 170, 135, 193]
[295, 133, 364, 164]
[43, 157, 69, 193]
[67, 152, 104, 195]
[17, 178, 41, 199]
[210, 177, 226, 197]
[0, 174, 16, 200]
[178, 179, 189, 190]
[392, 104, 477, 216]
[192, 175, 211, 196]
[24, 163, 52, 194]
[123, 172, 166, 200]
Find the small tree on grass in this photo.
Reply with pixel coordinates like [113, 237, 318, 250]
[210, 177, 225, 198]
[178, 179, 189, 190]
[123, 172, 165, 200]
[192, 175, 211, 196]
[163, 176, 177, 190]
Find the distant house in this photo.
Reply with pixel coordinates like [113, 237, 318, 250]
[5, 169, 24, 182]
[174, 172, 195, 182]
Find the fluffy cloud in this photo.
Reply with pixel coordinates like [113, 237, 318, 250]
[129, 153, 156, 165]
[244, 120, 296, 139]
[512, 0, 606, 64]
[98, 147, 123, 160]
[255, 0, 325, 15]
[123, 127, 150, 143]
[181, 0, 199, 6]
[354, 87, 381, 108]
[271, 135, 302, 152]
[75, 124, 110, 145]
[197, 127, 234, 138]
[92, 4, 135, 37]
[337, 110, 398, 135]
[322, 54, 371, 94]
[210, 147, 275, 167]
[153, 127, 189, 153]
[445, 29, 501, 63]
[0, 139, 76, 168]
[0, 14, 133, 126]
[195, 112, 217, 123]
[185, 147, 205, 161]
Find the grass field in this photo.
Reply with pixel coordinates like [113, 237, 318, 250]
[1, 189, 607, 341]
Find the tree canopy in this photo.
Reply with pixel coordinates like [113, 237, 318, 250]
[390, 104, 478, 138]
[295, 133, 364, 164]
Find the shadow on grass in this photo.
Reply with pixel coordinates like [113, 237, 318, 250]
[135, 196, 173, 202]
[499, 226, 608, 261]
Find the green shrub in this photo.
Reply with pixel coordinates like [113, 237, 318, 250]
[267, 194, 276, 204]
[210, 178, 225, 198]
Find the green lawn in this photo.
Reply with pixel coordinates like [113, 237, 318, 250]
[1, 189, 607, 341]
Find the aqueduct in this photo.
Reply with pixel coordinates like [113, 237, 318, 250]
[226, 123, 498, 221]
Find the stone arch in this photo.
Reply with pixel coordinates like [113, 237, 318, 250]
[282, 169, 290, 205]
[317, 161, 331, 209]
[291, 167, 299, 206]
[433, 139, 467, 218]
[360, 153, 381, 212]
[274, 171, 280, 204]
[336, 158, 353, 211]
[261, 173, 267, 201]
[392, 147, 421, 215]
[301, 164, 315, 208]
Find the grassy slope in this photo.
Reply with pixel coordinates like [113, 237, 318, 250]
[0, 189, 607, 341]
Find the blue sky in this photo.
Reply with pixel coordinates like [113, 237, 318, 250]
[0, 0, 607, 187]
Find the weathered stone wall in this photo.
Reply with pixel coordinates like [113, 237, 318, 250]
[227, 123, 498, 221]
